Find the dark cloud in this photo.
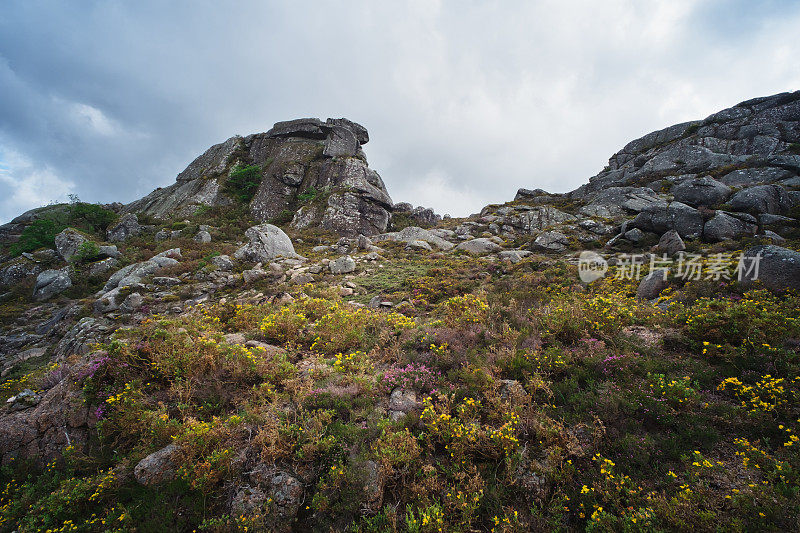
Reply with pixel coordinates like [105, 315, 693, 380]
[1, 0, 799, 222]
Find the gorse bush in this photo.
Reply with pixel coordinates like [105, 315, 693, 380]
[224, 164, 262, 202]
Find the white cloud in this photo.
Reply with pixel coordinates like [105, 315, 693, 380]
[69, 102, 118, 136]
[0, 148, 75, 220]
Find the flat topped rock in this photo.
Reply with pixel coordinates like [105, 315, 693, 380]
[266, 117, 369, 147]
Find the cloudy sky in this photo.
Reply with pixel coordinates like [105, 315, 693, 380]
[1, 1, 799, 223]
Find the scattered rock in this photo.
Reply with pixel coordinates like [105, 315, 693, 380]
[211, 255, 234, 271]
[329, 255, 356, 274]
[6, 389, 41, 411]
[636, 269, 670, 300]
[406, 239, 433, 251]
[498, 250, 531, 263]
[134, 444, 180, 486]
[656, 230, 685, 256]
[375, 226, 454, 250]
[456, 238, 502, 254]
[54, 228, 88, 261]
[531, 231, 569, 252]
[193, 230, 212, 243]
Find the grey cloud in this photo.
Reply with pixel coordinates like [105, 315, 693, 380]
[1, 0, 799, 222]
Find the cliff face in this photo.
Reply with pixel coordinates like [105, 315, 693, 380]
[125, 118, 393, 237]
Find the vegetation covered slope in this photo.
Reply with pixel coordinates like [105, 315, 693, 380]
[1, 225, 799, 531]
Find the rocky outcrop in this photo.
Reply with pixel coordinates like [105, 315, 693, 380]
[124, 118, 393, 236]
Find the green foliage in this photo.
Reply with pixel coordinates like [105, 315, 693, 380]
[9, 200, 116, 256]
[270, 209, 295, 225]
[224, 164, 262, 203]
[9, 218, 63, 256]
[296, 186, 319, 203]
[73, 241, 102, 264]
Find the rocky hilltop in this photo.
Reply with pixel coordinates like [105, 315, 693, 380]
[0, 94, 799, 531]
[475, 90, 800, 250]
[126, 117, 393, 236]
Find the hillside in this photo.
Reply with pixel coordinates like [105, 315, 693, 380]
[0, 94, 799, 532]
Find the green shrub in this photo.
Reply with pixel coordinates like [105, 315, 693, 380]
[9, 200, 116, 257]
[224, 164, 262, 202]
[297, 186, 319, 203]
[9, 218, 63, 256]
[73, 241, 102, 264]
[270, 209, 295, 225]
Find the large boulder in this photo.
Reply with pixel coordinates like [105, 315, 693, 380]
[329, 255, 356, 274]
[728, 184, 794, 215]
[671, 177, 731, 207]
[456, 238, 502, 255]
[99, 248, 181, 294]
[530, 230, 570, 252]
[740, 245, 800, 293]
[32, 268, 72, 301]
[234, 224, 301, 263]
[637, 269, 670, 300]
[54, 228, 88, 261]
[632, 202, 704, 240]
[656, 230, 685, 256]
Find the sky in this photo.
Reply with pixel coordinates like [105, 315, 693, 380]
[1, 1, 799, 223]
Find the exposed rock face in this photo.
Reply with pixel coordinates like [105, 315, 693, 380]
[575, 92, 800, 197]
[106, 213, 141, 242]
[33, 268, 72, 301]
[0, 258, 42, 288]
[0, 376, 91, 466]
[671, 177, 731, 207]
[124, 118, 392, 236]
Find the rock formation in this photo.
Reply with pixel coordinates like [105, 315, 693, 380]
[125, 118, 393, 236]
